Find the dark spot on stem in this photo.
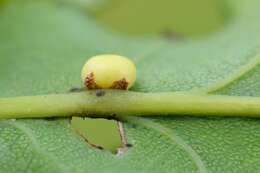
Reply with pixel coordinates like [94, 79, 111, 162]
[96, 90, 106, 97]
[69, 87, 85, 92]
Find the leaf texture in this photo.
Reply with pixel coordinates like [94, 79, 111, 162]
[0, 0, 260, 172]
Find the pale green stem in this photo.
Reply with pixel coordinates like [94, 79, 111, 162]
[1, 90, 260, 119]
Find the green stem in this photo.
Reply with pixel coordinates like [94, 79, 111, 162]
[1, 90, 260, 119]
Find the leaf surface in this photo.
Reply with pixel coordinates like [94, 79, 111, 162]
[0, 0, 260, 172]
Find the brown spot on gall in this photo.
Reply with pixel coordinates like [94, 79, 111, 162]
[111, 78, 129, 90]
[85, 72, 99, 89]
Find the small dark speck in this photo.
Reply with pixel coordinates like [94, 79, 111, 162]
[126, 143, 133, 148]
[69, 87, 85, 92]
[96, 90, 106, 97]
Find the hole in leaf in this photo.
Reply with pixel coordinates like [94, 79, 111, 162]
[71, 117, 130, 154]
[93, 0, 230, 37]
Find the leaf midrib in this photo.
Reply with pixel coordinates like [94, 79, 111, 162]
[130, 53, 260, 173]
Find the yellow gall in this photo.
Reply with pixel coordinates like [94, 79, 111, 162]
[81, 54, 137, 90]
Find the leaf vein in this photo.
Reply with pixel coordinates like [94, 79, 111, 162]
[193, 53, 260, 94]
[4, 120, 70, 173]
[129, 118, 207, 173]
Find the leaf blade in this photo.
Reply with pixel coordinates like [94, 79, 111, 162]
[1, 0, 260, 172]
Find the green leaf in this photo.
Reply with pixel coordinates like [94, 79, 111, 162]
[0, 0, 260, 172]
